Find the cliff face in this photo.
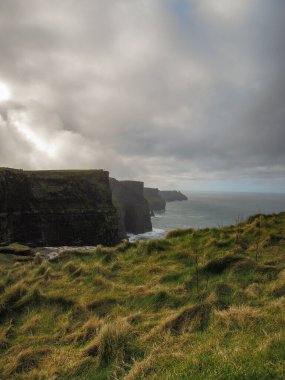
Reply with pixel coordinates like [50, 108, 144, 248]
[160, 190, 188, 202]
[110, 178, 152, 235]
[0, 168, 39, 245]
[0, 168, 119, 246]
[144, 187, 166, 213]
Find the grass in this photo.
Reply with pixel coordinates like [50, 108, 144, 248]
[0, 243, 32, 255]
[0, 212, 284, 379]
[214, 305, 264, 330]
[83, 319, 140, 367]
[3, 347, 51, 377]
[203, 253, 246, 274]
[150, 302, 212, 335]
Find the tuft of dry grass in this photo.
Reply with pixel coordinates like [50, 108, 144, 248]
[66, 316, 103, 343]
[267, 296, 285, 310]
[146, 303, 212, 338]
[0, 323, 14, 349]
[132, 285, 147, 294]
[162, 302, 212, 333]
[137, 239, 171, 255]
[20, 347, 91, 380]
[115, 239, 132, 252]
[124, 354, 155, 380]
[214, 305, 264, 329]
[20, 315, 41, 334]
[95, 245, 113, 255]
[0, 281, 28, 316]
[35, 261, 49, 276]
[92, 275, 115, 289]
[63, 262, 87, 277]
[92, 263, 111, 277]
[166, 228, 194, 238]
[83, 319, 137, 366]
[63, 261, 77, 274]
[261, 233, 283, 248]
[245, 283, 263, 299]
[4, 347, 51, 376]
[270, 269, 285, 297]
[86, 296, 117, 316]
[47, 294, 75, 307]
[33, 252, 43, 265]
[122, 311, 144, 325]
[0, 243, 32, 255]
[148, 264, 165, 274]
[95, 245, 117, 263]
[43, 267, 54, 282]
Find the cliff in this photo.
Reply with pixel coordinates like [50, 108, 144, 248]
[0, 168, 119, 246]
[110, 178, 152, 235]
[144, 187, 166, 213]
[160, 190, 188, 202]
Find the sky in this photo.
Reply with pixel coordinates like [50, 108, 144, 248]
[0, 0, 284, 192]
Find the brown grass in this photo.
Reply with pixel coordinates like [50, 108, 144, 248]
[83, 319, 135, 366]
[26, 347, 92, 380]
[0, 281, 28, 316]
[0, 323, 14, 349]
[270, 269, 285, 297]
[214, 305, 264, 329]
[33, 252, 43, 265]
[147, 302, 212, 338]
[4, 347, 50, 376]
[124, 354, 155, 380]
[20, 315, 41, 335]
[66, 316, 103, 343]
[245, 283, 263, 299]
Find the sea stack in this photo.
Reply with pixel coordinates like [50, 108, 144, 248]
[110, 178, 152, 235]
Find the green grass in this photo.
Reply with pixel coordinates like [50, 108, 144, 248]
[0, 212, 284, 379]
[0, 243, 32, 255]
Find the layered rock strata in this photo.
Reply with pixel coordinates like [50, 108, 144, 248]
[143, 187, 166, 214]
[110, 178, 152, 236]
[0, 168, 119, 246]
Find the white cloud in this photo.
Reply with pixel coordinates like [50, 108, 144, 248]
[0, 0, 284, 191]
[199, 0, 254, 22]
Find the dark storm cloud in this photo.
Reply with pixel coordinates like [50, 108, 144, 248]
[0, 0, 284, 189]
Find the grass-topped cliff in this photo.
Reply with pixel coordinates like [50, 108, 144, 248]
[0, 168, 119, 246]
[0, 213, 284, 379]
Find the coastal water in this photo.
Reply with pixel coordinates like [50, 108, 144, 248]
[129, 192, 285, 241]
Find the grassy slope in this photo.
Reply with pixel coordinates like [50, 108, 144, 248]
[0, 213, 284, 380]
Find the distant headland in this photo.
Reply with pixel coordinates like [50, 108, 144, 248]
[0, 167, 188, 247]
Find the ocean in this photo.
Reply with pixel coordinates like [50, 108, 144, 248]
[129, 191, 285, 241]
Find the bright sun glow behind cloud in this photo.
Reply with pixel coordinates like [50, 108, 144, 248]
[0, 82, 11, 102]
[13, 120, 56, 157]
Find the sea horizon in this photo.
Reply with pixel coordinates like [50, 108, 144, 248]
[129, 191, 285, 241]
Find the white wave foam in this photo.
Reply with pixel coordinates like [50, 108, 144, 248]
[128, 228, 166, 242]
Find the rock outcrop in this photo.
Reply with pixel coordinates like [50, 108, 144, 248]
[110, 178, 152, 235]
[160, 190, 188, 202]
[143, 187, 166, 214]
[0, 168, 119, 246]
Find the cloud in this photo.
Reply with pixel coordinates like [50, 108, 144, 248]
[198, 0, 254, 22]
[0, 0, 284, 191]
